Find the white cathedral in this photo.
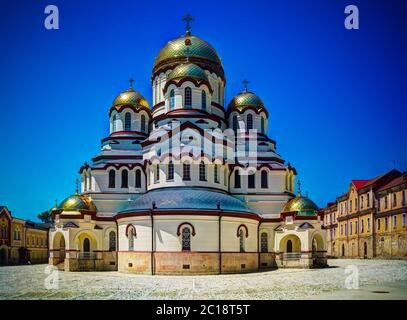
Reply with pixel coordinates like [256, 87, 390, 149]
[49, 20, 327, 274]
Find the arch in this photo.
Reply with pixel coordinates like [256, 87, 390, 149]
[121, 169, 128, 188]
[236, 224, 249, 238]
[279, 234, 301, 253]
[108, 169, 116, 188]
[182, 162, 191, 181]
[311, 232, 324, 252]
[247, 114, 253, 131]
[184, 87, 192, 108]
[135, 169, 142, 188]
[125, 224, 136, 237]
[201, 90, 207, 111]
[124, 112, 131, 131]
[169, 89, 175, 110]
[83, 238, 90, 252]
[199, 161, 206, 181]
[52, 232, 66, 263]
[167, 160, 174, 180]
[176, 222, 196, 236]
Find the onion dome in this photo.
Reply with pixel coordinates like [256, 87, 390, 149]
[109, 84, 150, 116]
[164, 62, 212, 92]
[152, 35, 224, 81]
[227, 90, 267, 115]
[57, 194, 97, 213]
[282, 193, 319, 217]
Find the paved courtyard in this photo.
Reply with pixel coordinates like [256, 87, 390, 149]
[0, 259, 407, 300]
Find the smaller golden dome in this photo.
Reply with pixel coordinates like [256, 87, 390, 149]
[282, 194, 319, 216]
[57, 194, 97, 213]
[167, 63, 209, 83]
[112, 87, 150, 109]
[227, 91, 266, 113]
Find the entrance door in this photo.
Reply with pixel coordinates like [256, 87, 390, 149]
[0, 248, 6, 265]
[364, 242, 368, 257]
[287, 240, 293, 253]
[83, 238, 90, 252]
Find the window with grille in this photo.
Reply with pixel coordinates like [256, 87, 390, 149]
[182, 228, 191, 251]
[260, 232, 268, 253]
[183, 163, 191, 181]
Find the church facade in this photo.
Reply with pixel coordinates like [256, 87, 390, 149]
[48, 23, 327, 274]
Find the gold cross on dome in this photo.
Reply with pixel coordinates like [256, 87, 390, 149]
[242, 79, 249, 92]
[182, 13, 194, 35]
[128, 78, 135, 88]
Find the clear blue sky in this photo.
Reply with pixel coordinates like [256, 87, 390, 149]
[0, 0, 406, 220]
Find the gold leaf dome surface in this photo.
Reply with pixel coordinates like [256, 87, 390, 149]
[227, 91, 266, 112]
[282, 194, 319, 216]
[58, 194, 97, 212]
[112, 88, 150, 109]
[167, 63, 209, 83]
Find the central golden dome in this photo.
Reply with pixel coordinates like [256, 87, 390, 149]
[167, 63, 208, 82]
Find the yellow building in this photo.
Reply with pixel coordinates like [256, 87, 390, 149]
[322, 169, 406, 259]
[0, 206, 49, 265]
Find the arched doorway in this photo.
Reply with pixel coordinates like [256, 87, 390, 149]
[342, 244, 345, 257]
[52, 233, 66, 265]
[287, 240, 293, 253]
[83, 238, 90, 252]
[363, 242, 368, 258]
[59, 236, 66, 262]
[279, 234, 301, 262]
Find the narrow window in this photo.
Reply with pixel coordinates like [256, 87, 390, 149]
[377, 219, 381, 230]
[108, 169, 115, 188]
[394, 215, 397, 229]
[224, 167, 228, 186]
[234, 170, 241, 188]
[201, 90, 206, 111]
[214, 164, 219, 183]
[232, 115, 238, 131]
[184, 87, 192, 108]
[112, 114, 117, 131]
[199, 161, 206, 181]
[367, 218, 371, 231]
[385, 217, 388, 230]
[170, 89, 175, 110]
[248, 172, 255, 189]
[239, 229, 245, 253]
[124, 112, 131, 131]
[287, 240, 293, 253]
[135, 169, 141, 188]
[181, 227, 191, 251]
[247, 114, 253, 131]
[109, 231, 116, 252]
[402, 191, 406, 206]
[183, 163, 191, 181]
[402, 214, 406, 227]
[128, 227, 135, 251]
[167, 160, 174, 180]
[155, 164, 160, 182]
[393, 193, 397, 207]
[83, 238, 90, 252]
[367, 193, 370, 206]
[361, 196, 364, 209]
[261, 170, 268, 188]
[261, 117, 265, 133]
[385, 196, 388, 209]
[141, 115, 146, 132]
[121, 170, 128, 188]
[260, 232, 268, 253]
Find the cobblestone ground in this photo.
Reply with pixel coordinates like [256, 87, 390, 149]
[0, 259, 407, 300]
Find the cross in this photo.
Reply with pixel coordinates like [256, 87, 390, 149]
[128, 78, 135, 88]
[182, 13, 194, 35]
[242, 79, 249, 92]
[297, 179, 302, 195]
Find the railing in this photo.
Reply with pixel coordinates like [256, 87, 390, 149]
[78, 252, 96, 260]
[282, 253, 301, 260]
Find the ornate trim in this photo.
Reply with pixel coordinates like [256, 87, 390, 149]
[236, 224, 249, 238]
[176, 222, 196, 236]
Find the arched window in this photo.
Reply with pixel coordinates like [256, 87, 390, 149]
[393, 193, 397, 206]
[121, 170, 128, 188]
[169, 89, 175, 110]
[201, 90, 206, 111]
[261, 117, 265, 133]
[167, 160, 174, 180]
[141, 114, 146, 132]
[112, 114, 117, 132]
[247, 114, 253, 131]
[184, 87, 192, 108]
[108, 169, 115, 188]
[239, 229, 245, 253]
[232, 115, 238, 131]
[248, 172, 255, 189]
[287, 240, 293, 253]
[155, 164, 160, 182]
[128, 227, 135, 251]
[199, 161, 206, 181]
[214, 164, 219, 183]
[261, 232, 268, 253]
[183, 163, 191, 181]
[181, 227, 191, 251]
[109, 231, 116, 252]
[124, 112, 131, 131]
[234, 170, 241, 188]
[83, 238, 90, 252]
[224, 167, 228, 186]
[135, 169, 141, 188]
[261, 170, 268, 188]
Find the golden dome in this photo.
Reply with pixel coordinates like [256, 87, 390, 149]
[153, 35, 225, 81]
[167, 63, 208, 82]
[282, 194, 319, 216]
[112, 88, 150, 109]
[227, 91, 266, 113]
[57, 194, 97, 213]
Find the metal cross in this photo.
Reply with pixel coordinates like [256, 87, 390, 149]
[75, 178, 79, 194]
[182, 13, 194, 35]
[242, 79, 249, 92]
[128, 78, 135, 88]
[297, 179, 302, 195]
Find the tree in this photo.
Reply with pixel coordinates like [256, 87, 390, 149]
[37, 210, 52, 223]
